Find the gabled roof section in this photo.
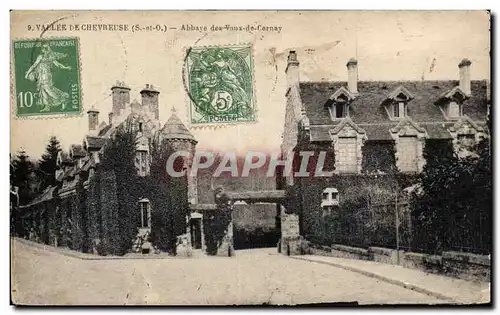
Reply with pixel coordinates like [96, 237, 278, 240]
[81, 157, 96, 172]
[420, 123, 453, 140]
[299, 80, 488, 125]
[57, 151, 72, 165]
[390, 117, 426, 134]
[330, 117, 366, 135]
[98, 124, 113, 137]
[449, 115, 484, 133]
[85, 136, 107, 150]
[329, 86, 355, 103]
[98, 121, 107, 130]
[436, 85, 468, 104]
[386, 85, 414, 103]
[70, 144, 86, 158]
[19, 186, 57, 209]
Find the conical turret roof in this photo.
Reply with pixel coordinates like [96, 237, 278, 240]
[161, 112, 196, 142]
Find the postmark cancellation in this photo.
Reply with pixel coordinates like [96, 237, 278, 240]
[185, 45, 256, 125]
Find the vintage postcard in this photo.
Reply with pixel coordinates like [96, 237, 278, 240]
[10, 10, 491, 306]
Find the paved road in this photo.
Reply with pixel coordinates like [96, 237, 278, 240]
[11, 240, 445, 305]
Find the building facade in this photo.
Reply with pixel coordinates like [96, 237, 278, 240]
[18, 81, 199, 255]
[280, 51, 490, 244]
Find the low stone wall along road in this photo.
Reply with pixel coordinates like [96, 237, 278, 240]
[11, 239, 447, 305]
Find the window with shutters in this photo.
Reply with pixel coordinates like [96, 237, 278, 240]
[392, 101, 406, 119]
[393, 103, 400, 118]
[328, 103, 349, 120]
[398, 136, 418, 172]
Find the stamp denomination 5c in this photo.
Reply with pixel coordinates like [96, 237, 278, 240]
[186, 45, 256, 125]
[12, 37, 82, 117]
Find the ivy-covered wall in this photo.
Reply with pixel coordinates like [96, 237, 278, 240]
[203, 207, 232, 255]
[296, 174, 400, 243]
[361, 140, 398, 174]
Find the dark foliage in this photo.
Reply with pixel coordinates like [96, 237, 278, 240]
[100, 129, 139, 255]
[203, 206, 232, 255]
[410, 139, 492, 254]
[300, 174, 401, 248]
[11, 149, 35, 205]
[146, 141, 189, 254]
[37, 136, 61, 192]
[361, 141, 398, 174]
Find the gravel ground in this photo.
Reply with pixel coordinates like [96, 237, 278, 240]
[11, 240, 446, 306]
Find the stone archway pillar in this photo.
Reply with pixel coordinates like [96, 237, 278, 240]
[279, 204, 302, 255]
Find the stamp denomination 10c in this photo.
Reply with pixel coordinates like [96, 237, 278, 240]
[12, 37, 82, 117]
[186, 45, 256, 125]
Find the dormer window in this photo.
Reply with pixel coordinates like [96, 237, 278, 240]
[393, 102, 400, 118]
[333, 103, 347, 119]
[446, 101, 463, 119]
[326, 86, 354, 121]
[390, 101, 407, 119]
[436, 86, 468, 120]
[384, 86, 413, 120]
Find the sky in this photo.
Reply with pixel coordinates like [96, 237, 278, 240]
[10, 10, 490, 159]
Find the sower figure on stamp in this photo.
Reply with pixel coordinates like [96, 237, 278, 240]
[25, 44, 71, 112]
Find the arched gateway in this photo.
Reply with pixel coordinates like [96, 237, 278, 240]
[185, 189, 304, 256]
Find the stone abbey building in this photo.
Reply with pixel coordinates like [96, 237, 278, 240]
[17, 81, 201, 255]
[279, 51, 490, 245]
[15, 51, 490, 257]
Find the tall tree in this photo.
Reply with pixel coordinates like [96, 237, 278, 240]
[411, 138, 492, 254]
[12, 149, 34, 205]
[37, 136, 61, 192]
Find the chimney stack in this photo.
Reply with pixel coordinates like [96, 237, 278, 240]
[286, 50, 300, 91]
[346, 58, 358, 95]
[140, 84, 160, 120]
[111, 80, 131, 118]
[458, 58, 472, 96]
[87, 108, 99, 135]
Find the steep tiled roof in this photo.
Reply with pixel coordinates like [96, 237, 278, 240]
[81, 157, 96, 172]
[420, 123, 454, 139]
[98, 124, 112, 136]
[359, 124, 397, 141]
[19, 186, 57, 209]
[86, 136, 107, 150]
[300, 80, 488, 125]
[310, 125, 335, 142]
[300, 80, 488, 142]
[70, 144, 86, 158]
[161, 113, 196, 142]
[59, 151, 72, 164]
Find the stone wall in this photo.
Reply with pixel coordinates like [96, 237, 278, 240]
[308, 243, 490, 282]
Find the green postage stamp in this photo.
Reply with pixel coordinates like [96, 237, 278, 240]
[186, 45, 256, 125]
[12, 37, 82, 117]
